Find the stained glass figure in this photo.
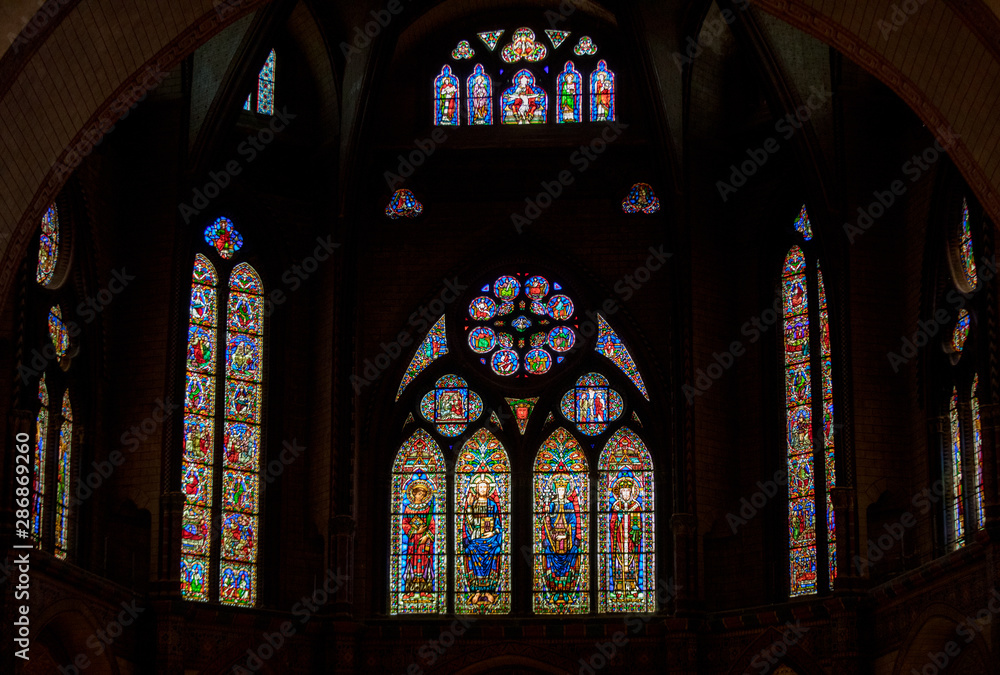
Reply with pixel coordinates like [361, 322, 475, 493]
[37, 203, 59, 286]
[595, 315, 648, 399]
[182, 258, 217, 602]
[386, 189, 424, 219]
[598, 427, 654, 613]
[560, 372, 624, 436]
[434, 65, 460, 126]
[219, 263, 263, 607]
[48, 305, 69, 358]
[54, 391, 72, 559]
[817, 265, 836, 584]
[391, 429, 447, 614]
[948, 388, 965, 549]
[590, 60, 615, 122]
[455, 429, 511, 614]
[533, 427, 589, 614]
[467, 64, 493, 125]
[256, 49, 276, 115]
[972, 375, 985, 529]
[501, 69, 547, 124]
[794, 204, 813, 241]
[203, 216, 244, 260]
[33, 376, 48, 543]
[478, 30, 504, 51]
[959, 198, 977, 290]
[502, 27, 547, 63]
[397, 316, 449, 401]
[783, 246, 816, 596]
[952, 309, 971, 354]
[506, 397, 538, 435]
[452, 40, 475, 59]
[545, 29, 571, 49]
[419, 375, 484, 436]
[574, 36, 598, 55]
[555, 61, 583, 123]
[622, 183, 659, 214]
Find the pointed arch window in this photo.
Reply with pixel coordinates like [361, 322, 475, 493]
[244, 49, 276, 115]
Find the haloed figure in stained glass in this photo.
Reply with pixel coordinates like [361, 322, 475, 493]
[610, 476, 642, 594]
[402, 479, 436, 596]
[542, 474, 581, 595]
[461, 473, 503, 607]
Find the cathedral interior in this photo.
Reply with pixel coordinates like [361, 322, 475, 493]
[2, 0, 1000, 673]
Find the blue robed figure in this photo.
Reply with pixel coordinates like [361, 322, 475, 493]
[542, 474, 579, 588]
[462, 473, 503, 607]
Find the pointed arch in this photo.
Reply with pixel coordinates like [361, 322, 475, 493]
[466, 64, 493, 125]
[55, 390, 72, 559]
[454, 428, 511, 614]
[391, 429, 447, 614]
[598, 427, 654, 613]
[533, 427, 589, 614]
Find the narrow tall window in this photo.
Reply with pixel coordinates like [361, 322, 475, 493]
[55, 391, 72, 559]
[33, 376, 48, 542]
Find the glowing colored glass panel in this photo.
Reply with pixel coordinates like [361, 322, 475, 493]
[973, 375, 985, 529]
[595, 315, 648, 399]
[783, 245, 815, 596]
[545, 29, 571, 48]
[622, 183, 659, 214]
[949, 388, 965, 549]
[391, 429, 447, 614]
[397, 315, 448, 401]
[419, 374, 484, 436]
[452, 39, 474, 59]
[386, 189, 424, 219]
[959, 198, 977, 290]
[560, 372, 624, 436]
[454, 429, 511, 614]
[574, 36, 598, 55]
[220, 263, 263, 606]
[598, 427, 655, 613]
[505, 397, 538, 435]
[48, 305, 69, 358]
[556, 61, 583, 123]
[590, 60, 615, 122]
[203, 217, 244, 260]
[434, 65, 460, 126]
[501, 69, 547, 124]
[478, 30, 503, 51]
[502, 27, 547, 63]
[33, 376, 48, 543]
[818, 265, 836, 585]
[55, 391, 72, 559]
[467, 64, 493, 125]
[952, 309, 971, 354]
[257, 49, 275, 115]
[794, 204, 813, 241]
[37, 203, 59, 285]
[533, 428, 589, 614]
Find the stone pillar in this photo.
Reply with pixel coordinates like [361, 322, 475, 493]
[670, 512, 698, 614]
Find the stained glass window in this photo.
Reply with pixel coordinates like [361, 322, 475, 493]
[595, 315, 648, 399]
[220, 263, 263, 607]
[959, 198, 977, 291]
[545, 29, 571, 49]
[48, 305, 69, 358]
[501, 70, 547, 124]
[257, 49, 275, 115]
[952, 309, 971, 354]
[182, 254, 218, 602]
[434, 65, 460, 126]
[391, 429, 447, 614]
[452, 40, 474, 59]
[54, 391, 72, 559]
[501, 27, 547, 63]
[783, 245, 816, 596]
[466, 274, 574, 376]
[622, 183, 659, 214]
[948, 388, 965, 549]
[818, 265, 836, 584]
[33, 376, 48, 543]
[454, 429, 511, 614]
[419, 375, 484, 436]
[478, 30, 503, 51]
[598, 427, 654, 613]
[590, 60, 615, 122]
[533, 427, 589, 614]
[467, 64, 493, 125]
[505, 397, 538, 435]
[972, 375, 985, 530]
[574, 36, 598, 56]
[386, 189, 424, 219]
[794, 204, 813, 241]
[37, 203, 59, 286]
[556, 61, 583, 123]
[204, 217, 244, 260]
[560, 372, 624, 436]
[397, 316, 448, 401]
